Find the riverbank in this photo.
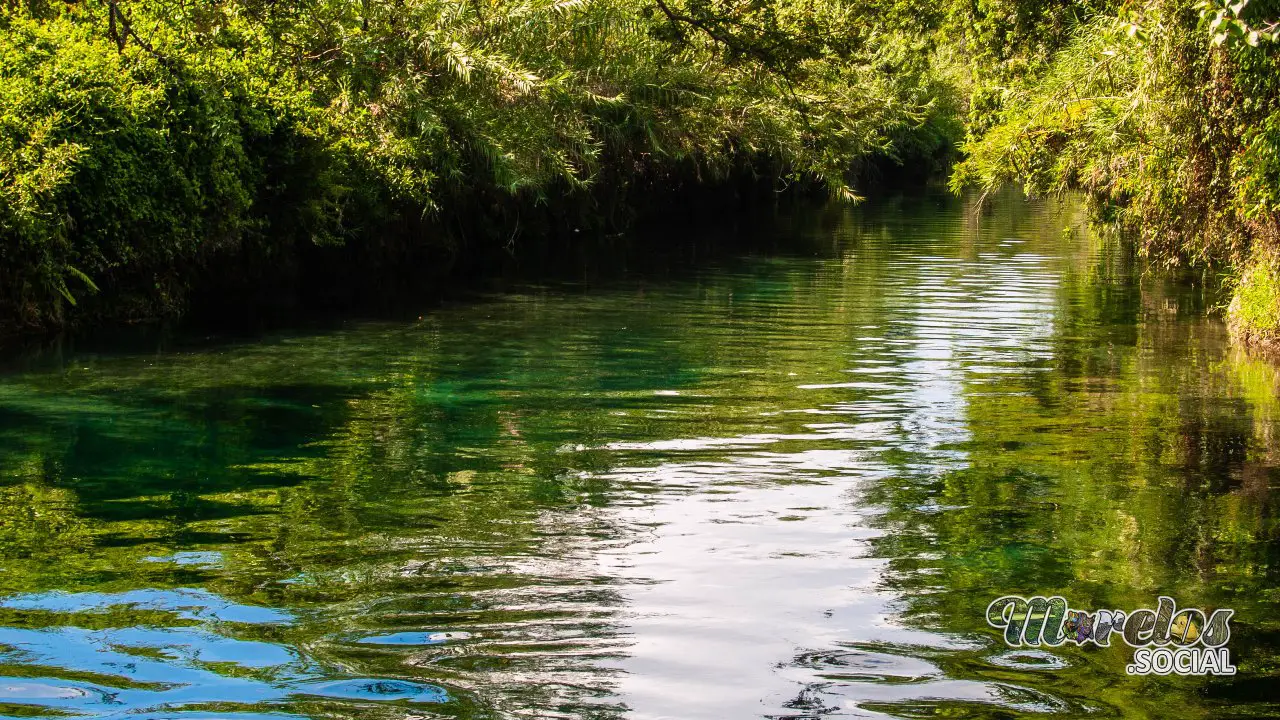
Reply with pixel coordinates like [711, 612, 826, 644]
[950, 1, 1280, 348]
[3, 1, 1278, 346]
[0, 1, 956, 338]
[1229, 248, 1280, 353]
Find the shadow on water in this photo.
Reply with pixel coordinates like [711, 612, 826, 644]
[0, 188, 1277, 719]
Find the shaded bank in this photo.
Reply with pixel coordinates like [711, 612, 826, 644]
[0, 0, 957, 337]
[179, 172, 829, 334]
[4, 0, 1280, 348]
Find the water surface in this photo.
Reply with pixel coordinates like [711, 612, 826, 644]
[1, 191, 1278, 719]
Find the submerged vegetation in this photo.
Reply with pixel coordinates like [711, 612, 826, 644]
[1, 0, 1279, 344]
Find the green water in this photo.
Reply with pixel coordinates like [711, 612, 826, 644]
[0, 191, 1277, 719]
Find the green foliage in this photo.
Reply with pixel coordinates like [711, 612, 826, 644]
[947, 0, 1280, 344]
[0, 8, 323, 327]
[1198, 0, 1280, 46]
[9, 0, 1276, 342]
[0, 0, 958, 331]
[1229, 247, 1280, 344]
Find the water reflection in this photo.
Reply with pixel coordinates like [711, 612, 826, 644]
[0, 190, 1277, 719]
[0, 589, 449, 718]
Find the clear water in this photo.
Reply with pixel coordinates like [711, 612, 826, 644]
[0, 191, 1277, 719]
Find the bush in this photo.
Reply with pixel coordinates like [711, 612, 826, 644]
[948, 0, 1280, 344]
[0, 0, 959, 331]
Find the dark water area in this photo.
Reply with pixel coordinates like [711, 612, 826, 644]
[0, 189, 1277, 719]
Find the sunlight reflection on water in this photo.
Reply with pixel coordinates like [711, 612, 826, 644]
[0, 590, 450, 717]
[0, 191, 1275, 719]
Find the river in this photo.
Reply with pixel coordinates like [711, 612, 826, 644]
[0, 190, 1276, 719]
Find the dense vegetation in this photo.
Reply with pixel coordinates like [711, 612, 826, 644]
[0, 0, 957, 331]
[950, 0, 1280, 347]
[1, 0, 1279, 345]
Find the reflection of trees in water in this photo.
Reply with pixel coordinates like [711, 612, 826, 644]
[0, 191, 1277, 718]
[866, 230, 1279, 717]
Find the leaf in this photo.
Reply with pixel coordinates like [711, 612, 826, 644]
[65, 266, 100, 294]
[445, 42, 474, 83]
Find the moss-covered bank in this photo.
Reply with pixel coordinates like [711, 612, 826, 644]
[1230, 248, 1280, 350]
